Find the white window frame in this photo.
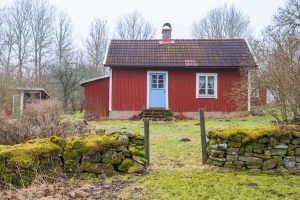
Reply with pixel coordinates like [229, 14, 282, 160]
[196, 73, 218, 99]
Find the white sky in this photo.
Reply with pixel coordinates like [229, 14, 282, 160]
[0, 0, 285, 45]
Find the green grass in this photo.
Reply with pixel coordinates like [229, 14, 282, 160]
[76, 114, 300, 199]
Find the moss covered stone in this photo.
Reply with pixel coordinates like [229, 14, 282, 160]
[128, 163, 145, 173]
[78, 161, 114, 175]
[118, 158, 134, 172]
[208, 125, 299, 143]
[129, 146, 146, 158]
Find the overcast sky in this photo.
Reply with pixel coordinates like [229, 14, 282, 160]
[0, 0, 285, 45]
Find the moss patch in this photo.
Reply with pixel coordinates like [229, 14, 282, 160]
[208, 125, 300, 143]
[129, 146, 146, 158]
[118, 159, 134, 172]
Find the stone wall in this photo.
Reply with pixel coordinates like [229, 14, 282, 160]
[207, 125, 300, 171]
[0, 130, 146, 186]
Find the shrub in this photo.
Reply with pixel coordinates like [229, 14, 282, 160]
[0, 99, 86, 145]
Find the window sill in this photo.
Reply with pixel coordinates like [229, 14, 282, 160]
[196, 96, 217, 99]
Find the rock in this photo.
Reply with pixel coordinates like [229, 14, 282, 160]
[238, 147, 245, 155]
[284, 157, 296, 169]
[228, 141, 241, 148]
[224, 161, 234, 168]
[238, 156, 263, 165]
[271, 149, 287, 156]
[68, 191, 78, 199]
[262, 159, 277, 171]
[292, 131, 300, 138]
[288, 150, 295, 156]
[257, 137, 269, 143]
[211, 143, 227, 150]
[226, 154, 238, 161]
[211, 149, 225, 157]
[292, 138, 300, 145]
[133, 156, 147, 165]
[178, 138, 191, 142]
[78, 162, 114, 174]
[296, 156, 300, 163]
[274, 144, 288, 149]
[227, 147, 239, 155]
[213, 161, 225, 166]
[288, 145, 297, 151]
[128, 163, 145, 173]
[252, 143, 265, 153]
[253, 153, 271, 160]
[279, 138, 290, 144]
[118, 158, 134, 172]
[245, 144, 253, 153]
[209, 156, 226, 162]
[118, 135, 129, 146]
[228, 135, 242, 142]
[295, 148, 300, 156]
[264, 149, 272, 156]
[245, 152, 254, 157]
[233, 160, 245, 166]
[275, 157, 284, 166]
[82, 153, 102, 163]
[246, 164, 261, 169]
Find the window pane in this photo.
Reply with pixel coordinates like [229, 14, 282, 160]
[199, 89, 206, 95]
[158, 84, 164, 88]
[208, 89, 214, 95]
[152, 84, 157, 88]
[152, 75, 157, 79]
[199, 76, 206, 89]
[158, 79, 163, 84]
[152, 79, 157, 84]
[208, 76, 214, 88]
[158, 75, 164, 79]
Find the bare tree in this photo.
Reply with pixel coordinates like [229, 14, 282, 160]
[115, 10, 156, 40]
[29, 0, 55, 84]
[85, 19, 108, 76]
[53, 13, 84, 111]
[10, 0, 32, 84]
[274, 0, 300, 34]
[192, 4, 252, 40]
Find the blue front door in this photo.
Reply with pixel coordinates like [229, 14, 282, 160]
[149, 72, 166, 108]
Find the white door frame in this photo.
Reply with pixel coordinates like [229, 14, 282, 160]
[146, 71, 169, 109]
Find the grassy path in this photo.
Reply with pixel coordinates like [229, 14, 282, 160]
[96, 116, 300, 199]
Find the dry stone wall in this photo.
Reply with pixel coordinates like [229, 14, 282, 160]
[207, 126, 300, 171]
[0, 130, 146, 186]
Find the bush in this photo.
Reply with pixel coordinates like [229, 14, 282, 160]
[0, 99, 85, 145]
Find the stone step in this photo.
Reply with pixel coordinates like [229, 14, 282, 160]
[142, 109, 174, 121]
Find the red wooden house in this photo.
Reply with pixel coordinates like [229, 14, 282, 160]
[80, 23, 257, 119]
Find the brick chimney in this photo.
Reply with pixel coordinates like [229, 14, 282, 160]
[160, 23, 174, 44]
[162, 23, 172, 39]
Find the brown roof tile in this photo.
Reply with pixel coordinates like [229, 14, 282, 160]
[105, 39, 257, 68]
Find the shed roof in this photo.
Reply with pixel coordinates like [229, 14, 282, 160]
[104, 39, 257, 68]
[80, 75, 110, 86]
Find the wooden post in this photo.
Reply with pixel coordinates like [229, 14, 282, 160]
[199, 109, 208, 164]
[144, 118, 150, 165]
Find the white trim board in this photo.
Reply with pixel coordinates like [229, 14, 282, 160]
[147, 71, 169, 109]
[109, 69, 112, 112]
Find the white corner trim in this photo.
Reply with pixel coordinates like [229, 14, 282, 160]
[147, 70, 169, 109]
[109, 69, 112, 111]
[196, 73, 218, 99]
[248, 70, 251, 111]
[20, 92, 24, 115]
[103, 40, 110, 65]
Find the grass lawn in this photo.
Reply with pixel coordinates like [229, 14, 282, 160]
[81, 114, 300, 199]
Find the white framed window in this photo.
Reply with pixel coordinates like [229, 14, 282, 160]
[196, 73, 217, 98]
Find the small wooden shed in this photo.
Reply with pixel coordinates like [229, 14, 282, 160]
[13, 87, 50, 115]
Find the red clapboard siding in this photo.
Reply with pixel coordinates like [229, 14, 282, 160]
[112, 68, 147, 111]
[168, 69, 247, 112]
[111, 68, 246, 113]
[84, 78, 109, 118]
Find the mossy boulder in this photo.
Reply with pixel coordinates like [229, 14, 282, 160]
[128, 163, 145, 173]
[102, 151, 124, 165]
[118, 158, 134, 172]
[0, 138, 63, 186]
[129, 146, 146, 158]
[78, 161, 114, 175]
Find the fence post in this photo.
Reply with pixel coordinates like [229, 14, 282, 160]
[199, 109, 208, 164]
[144, 118, 150, 165]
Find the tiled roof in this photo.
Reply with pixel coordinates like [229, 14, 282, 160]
[104, 39, 257, 68]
